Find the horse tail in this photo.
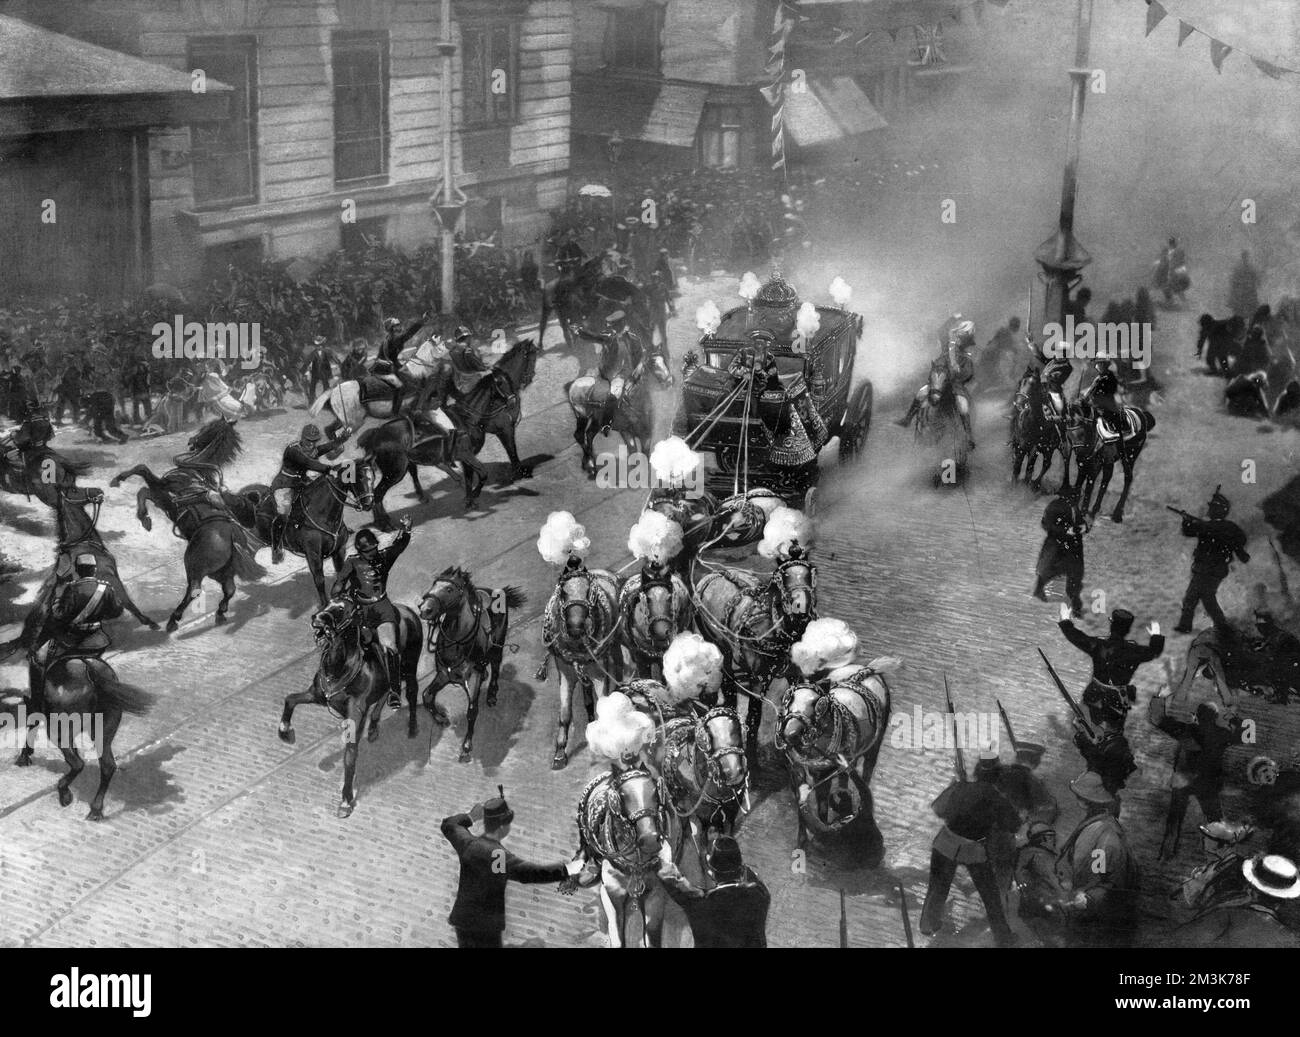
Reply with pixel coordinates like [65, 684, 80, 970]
[1140, 410, 1156, 433]
[499, 585, 527, 611]
[99, 676, 154, 718]
[230, 536, 267, 582]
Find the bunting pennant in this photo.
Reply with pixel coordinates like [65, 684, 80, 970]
[1252, 56, 1284, 80]
[1145, 1, 1166, 37]
[1177, 20, 1194, 47]
[1209, 38, 1232, 73]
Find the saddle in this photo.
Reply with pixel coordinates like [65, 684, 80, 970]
[359, 376, 402, 405]
[1094, 409, 1139, 443]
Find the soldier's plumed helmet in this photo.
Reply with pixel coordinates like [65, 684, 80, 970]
[1109, 609, 1135, 636]
[300, 424, 322, 443]
[1209, 488, 1231, 517]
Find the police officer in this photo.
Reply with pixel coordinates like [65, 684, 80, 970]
[440, 789, 579, 948]
[30, 553, 124, 713]
[332, 518, 412, 708]
[1058, 603, 1164, 724]
[1057, 771, 1140, 947]
[658, 836, 771, 948]
[269, 424, 350, 563]
[1174, 487, 1250, 634]
[1033, 486, 1088, 616]
[919, 753, 1022, 946]
[995, 741, 1059, 826]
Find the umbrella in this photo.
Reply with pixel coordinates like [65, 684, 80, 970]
[578, 184, 612, 199]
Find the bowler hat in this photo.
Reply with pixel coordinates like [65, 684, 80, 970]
[483, 796, 514, 827]
[707, 836, 743, 878]
[1069, 770, 1115, 806]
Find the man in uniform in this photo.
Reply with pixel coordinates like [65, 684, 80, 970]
[1174, 487, 1250, 634]
[269, 423, 351, 564]
[1013, 821, 1067, 946]
[896, 318, 977, 448]
[1073, 707, 1137, 802]
[658, 836, 770, 948]
[332, 518, 413, 708]
[379, 315, 427, 371]
[1057, 771, 1140, 947]
[1170, 853, 1300, 948]
[980, 316, 1021, 381]
[1148, 684, 1248, 860]
[1033, 485, 1088, 617]
[585, 310, 644, 436]
[340, 338, 370, 383]
[53, 357, 83, 426]
[303, 336, 334, 402]
[919, 752, 1022, 947]
[28, 553, 124, 717]
[1057, 603, 1165, 724]
[1083, 360, 1126, 436]
[440, 789, 578, 948]
[995, 740, 1059, 826]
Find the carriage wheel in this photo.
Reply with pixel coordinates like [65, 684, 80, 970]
[838, 382, 873, 462]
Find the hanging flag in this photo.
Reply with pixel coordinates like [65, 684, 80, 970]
[1209, 38, 1232, 73]
[1252, 56, 1284, 79]
[1177, 21, 1195, 47]
[1145, 1, 1166, 37]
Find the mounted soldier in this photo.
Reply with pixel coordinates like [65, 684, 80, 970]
[331, 518, 413, 706]
[583, 308, 645, 436]
[897, 317, 977, 448]
[268, 423, 351, 564]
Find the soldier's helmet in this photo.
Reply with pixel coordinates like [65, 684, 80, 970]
[1208, 486, 1231, 518]
[300, 424, 322, 444]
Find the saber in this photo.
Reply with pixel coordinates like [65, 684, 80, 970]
[944, 673, 967, 782]
[899, 880, 915, 949]
[1037, 647, 1095, 738]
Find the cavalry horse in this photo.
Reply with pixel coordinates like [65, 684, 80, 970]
[111, 419, 265, 630]
[277, 595, 424, 817]
[776, 662, 894, 860]
[538, 562, 624, 769]
[572, 766, 672, 948]
[618, 565, 694, 679]
[908, 356, 970, 475]
[1062, 402, 1156, 523]
[623, 681, 749, 867]
[229, 463, 375, 608]
[539, 256, 657, 358]
[417, 566, 524, 763]
[692, 549, 818, 760]
[357, 416, 486, 527]
[567, 358, 671, 479]
[1009, 367, 1068, 491]
[10, 655, 152, 821]
[309, 336, 444, 436]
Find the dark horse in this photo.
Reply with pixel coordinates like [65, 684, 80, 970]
[277, 595, 424, 817]
[1009, 368, 1068, 491]
[111, 419, 265, 630]
[540, 257, 656, 357]
[358, 339, 539, 521]
[229, 464, 375, 608]
[418, 567, 524, 762]
[10, 655, 152, 820]
[1063, 402, 1156, 523]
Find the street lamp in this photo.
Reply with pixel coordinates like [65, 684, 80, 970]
[433, 0, 462, 315]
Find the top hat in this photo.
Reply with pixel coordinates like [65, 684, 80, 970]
[483, 795, 514, 827]
[707, 836, 743, 878]
[1243, 853, 1300, 900]
[1069, 770, 1115, 806]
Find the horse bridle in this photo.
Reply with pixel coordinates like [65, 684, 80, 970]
[769, 556, 817, 616]
[633, 570, 680, 643]
[302, 466, 373, 538]
[775, 683, 857, 763]
[422, 575, 483, 657]
[690, 706, 748, 799]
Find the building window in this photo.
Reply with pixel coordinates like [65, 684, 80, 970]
[188, 36, 258, 208]
[333, 32, 390, 185]
[462, 20, 519, 128]
[604, 4, 663, 73]
[700, 105, 743, 169]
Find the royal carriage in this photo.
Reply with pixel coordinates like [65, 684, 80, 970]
[672, 274, 872, 505]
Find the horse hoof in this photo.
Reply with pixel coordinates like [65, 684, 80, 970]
[517, 467, 534, 479]
[1112, 513, 1124, 524]
[165, 618, 179, 633]
[551, 751, 568, 770]
[147, 621, 161, 631]
[407, 723, 419, 739]
[458, 746, 473, 763]
[58, 787, 73, 808]
[214, 613, 228, 626]
[15, 752, 31, 767]
[486, 693, 498, 709]
[86, 808, 105, 822]
[278, 725, 296, 744]
[141, 518, 153, 532]
[337, 799, 356, 819]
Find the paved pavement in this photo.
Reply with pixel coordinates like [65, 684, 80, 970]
[3, 278, 1300, 948]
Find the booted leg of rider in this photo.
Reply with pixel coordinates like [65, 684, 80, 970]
[956, 394, 975, 449]
[271, 489, 292, 563]
[896, 387, 924, 428]
[375, 622, 403, 710]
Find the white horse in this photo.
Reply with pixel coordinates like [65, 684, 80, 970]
[310, 337, 445, 433]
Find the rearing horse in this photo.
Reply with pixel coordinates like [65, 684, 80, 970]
[692, 549, 818, 759]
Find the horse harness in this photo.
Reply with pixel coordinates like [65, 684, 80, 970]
[777, 669, 885, 767]
[660, 708, 747, 814]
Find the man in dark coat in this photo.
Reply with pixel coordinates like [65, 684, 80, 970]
[303, 336, 334, 401]
[1174, 487, 1250, 634]
[1058, 771, 1140, 947]
[1149, 686, 1248, 859]
[83, 388, 128, 444]
[995, 740, 1059, 825]
[1014, 821, 1067, 946]
[340, 338, 370, 383]
[658, 836, 770, 948]
[518, 250, 541, 297]
[1033, 486, 1088, 616]
[1073, 709, 1137, 801]
[919, 754, 1022, 946]
[54, 359, 83, 426]
[1058, 603, 1165, 724]
[440, 791, 576, 948]
[1227, 250, 1261, 320]
[127, 360, 153, 425]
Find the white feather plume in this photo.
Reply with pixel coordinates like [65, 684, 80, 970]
[627, 510, 684, 564]
[791, 618, 859, 677]
[649, 436, 701, 484]
[537, 511, 591, 566]
[738, 271, 761, 302]
[585, 692, 654, 763]
[829, 277, 852, 308]
[662, 633, 723, 705]
[695, 299, 722, 336]
[758, 506, 813, 560]
[796, 302, 821, 340]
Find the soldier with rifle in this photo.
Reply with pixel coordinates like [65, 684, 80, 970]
[994, 699, 1059, 824]
[1032, 484, 1089, 617]
[1170, 487, 1250, 633]
[1055, 602, 1165, 724]
[918, 678, 1022, 946]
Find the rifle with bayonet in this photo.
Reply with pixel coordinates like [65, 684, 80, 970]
[943, 673, 967, 782]
[1037, 647, 1095, 739]
[1167, 484, 1218, 524]
[995, 697, 1018, 753]
[839, 889, 848, 948]
[898, 880, 915, 948]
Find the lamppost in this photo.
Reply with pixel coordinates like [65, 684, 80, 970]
[1034, 0, 1094, 335]
[606, 131, 624, 249]
[432, 0, 466, 315]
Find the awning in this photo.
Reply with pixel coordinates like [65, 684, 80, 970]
[573, 75, 709, 149]
[784, 76, 887, 147]
[0, 14, 231, 137]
